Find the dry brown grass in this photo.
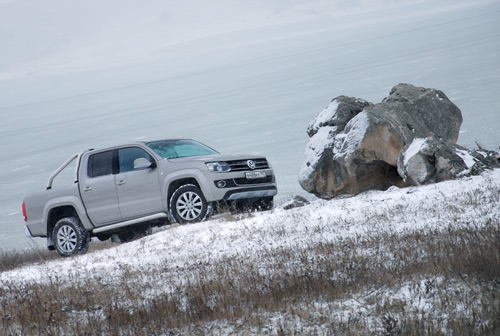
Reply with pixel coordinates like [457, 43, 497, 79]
[1, 219, 499, 335]
[2, 179, 500, 335]
[0, 245, 58, 273]
[0, 240, 117, 273]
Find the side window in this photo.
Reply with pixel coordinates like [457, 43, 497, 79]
[88, 151, 113, 178]
[118, 147, 153, 173]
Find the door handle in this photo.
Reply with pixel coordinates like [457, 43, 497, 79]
[83, 186, 92, 192]
[117, 180, 126, 186]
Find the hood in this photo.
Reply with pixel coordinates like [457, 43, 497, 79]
[167, 153, 266, 163]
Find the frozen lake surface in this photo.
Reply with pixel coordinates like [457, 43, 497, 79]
[1, 0, 499, 251]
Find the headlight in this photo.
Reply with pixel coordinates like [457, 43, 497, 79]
[206, 161, 231, 172]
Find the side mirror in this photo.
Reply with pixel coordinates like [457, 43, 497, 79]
[133, 158, 156, 170]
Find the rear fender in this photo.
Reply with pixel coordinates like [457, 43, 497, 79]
[42, 196, 92, 235]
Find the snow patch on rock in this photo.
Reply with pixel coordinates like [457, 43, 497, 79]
[403, 138, 427, 166]
[455, 148, 476, 169]
[335, 111, 370, 159]
[309, 100, 339, 135]
[299, 126, 336, 183]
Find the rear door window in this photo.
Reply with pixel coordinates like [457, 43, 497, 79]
[87, 150, 114, 178]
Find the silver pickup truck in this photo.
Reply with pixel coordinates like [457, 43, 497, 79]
[22, 139, 277, 257]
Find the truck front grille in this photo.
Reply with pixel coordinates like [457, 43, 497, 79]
[227, 158, 269, 171]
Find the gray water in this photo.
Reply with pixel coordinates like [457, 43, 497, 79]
[1, 1, 499, 251]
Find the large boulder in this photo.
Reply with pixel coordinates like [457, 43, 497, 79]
[299, 83, 497, 199]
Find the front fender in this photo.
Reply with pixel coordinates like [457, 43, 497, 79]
[162, 168, 216, 203]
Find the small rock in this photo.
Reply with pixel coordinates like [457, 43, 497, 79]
[283, 196, 310, 210]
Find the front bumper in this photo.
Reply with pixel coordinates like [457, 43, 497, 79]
[202, 168, 277, 201]
[224, 186, 277, 200]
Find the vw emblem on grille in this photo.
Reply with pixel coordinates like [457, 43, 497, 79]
[247, 160, 256, 170]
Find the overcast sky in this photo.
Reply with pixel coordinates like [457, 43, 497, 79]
[0, 0, 441, 78]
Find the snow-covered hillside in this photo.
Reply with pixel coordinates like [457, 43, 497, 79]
[5, 169, 499, 283]
[1, 0, 499, 252]
[1, 169, 499, 334]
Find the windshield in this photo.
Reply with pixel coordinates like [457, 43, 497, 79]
[146, 139, 219, 159]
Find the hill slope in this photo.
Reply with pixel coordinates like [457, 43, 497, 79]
[1, 169, 499, 334]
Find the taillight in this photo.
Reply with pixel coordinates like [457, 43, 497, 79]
[22, 202, 27, 222]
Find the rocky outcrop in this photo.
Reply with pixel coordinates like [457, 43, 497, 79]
[299, 83, 499, 199]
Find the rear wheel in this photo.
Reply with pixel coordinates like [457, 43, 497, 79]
[170, 184, 209, 224]
[52, 217, 90, 257]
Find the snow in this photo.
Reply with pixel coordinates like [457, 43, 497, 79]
[299, 105, 371, 183]
[299, 126, 335, 182]
[456, 148, 476, 169]
[1, 0, 500, 253]
[3, 168, 499, 285]
[309, 100, 339, 134]
[299, 108, 372, 183]
[1, 168, 499, 333]
[336, 111, 371, 159]
[403, 137, 427, 166]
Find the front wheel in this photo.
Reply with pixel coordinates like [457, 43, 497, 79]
[52, 217, 90, 257]
[170, 184, 209, 224]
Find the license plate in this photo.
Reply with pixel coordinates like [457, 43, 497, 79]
[245, 171, 266, 179]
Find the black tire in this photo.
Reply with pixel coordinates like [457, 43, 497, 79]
[170, 184, 209, 224]
[52, 217, 90, 257]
